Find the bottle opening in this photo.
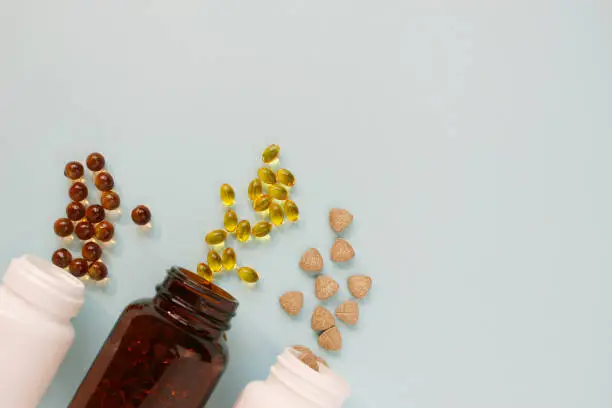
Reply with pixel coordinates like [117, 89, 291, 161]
[154, 266, 239, 335]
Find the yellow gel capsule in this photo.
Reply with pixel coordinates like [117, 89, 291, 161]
[238, 266, 260, 283]
[197, 263, 213, 282]
[224, 209, 238, 232]
[269, 202, 284, 226]
[248, 179, 263, 201]
[253, 194, 271, 212]
[268, 184, 288, 201]
[284, 200, 300, 222]
[252, 221, 272, 238]
[276, 169, 295, 187]
[207, 249, 222, 273]
[205, 229, 227, 246]
[220, 184, 235, 206]
[257, 167, 276, 185]
[262, 144, 280, 164]
[236, 220, 251, 242]
[221, 248, 237, 270]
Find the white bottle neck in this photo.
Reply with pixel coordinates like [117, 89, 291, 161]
[265, 348, 350, 408]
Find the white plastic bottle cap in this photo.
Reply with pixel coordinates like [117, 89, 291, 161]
[3, 255, 85, 320]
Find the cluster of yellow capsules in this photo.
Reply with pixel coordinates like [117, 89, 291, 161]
[198, 144, 299, 284]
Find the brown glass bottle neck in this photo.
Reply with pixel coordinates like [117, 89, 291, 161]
[153, 267, 238, 339]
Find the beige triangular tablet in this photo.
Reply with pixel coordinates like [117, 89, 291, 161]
[318, 327, 342, 351]
[299, 248, 324, 273]
[280, 292, 304, 316]
[329, 208, 354, 233]
[335, 300, 359, 325]
[348, 275, 372, 299]
[311, 306, 335, 332]
[315, 276, 339, 300]
[330, 239, 355, 262]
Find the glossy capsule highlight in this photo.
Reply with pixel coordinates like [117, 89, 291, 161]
[248, 179, 263, 201]
[276, 169, 295, 187]
[221, 248, 237, 270]
[253, 195, 271, 212]
[261, 144, 280, 164]
[220, 184, 236, 206]
[269, 202, 284, 226]
[224, 209, 238, 232]
[284, 200, 300, 222]
[252, 221, 272, 238]
[207, 250, 223, 273]
[238, 267, 260, 283]
[257, 167, 276, 185]
[205, 229, 227, 246]
[268, 184, 288, 200]
[236, 220, 251, 243]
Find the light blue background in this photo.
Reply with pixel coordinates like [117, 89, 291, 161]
[1, 1, 611, 407]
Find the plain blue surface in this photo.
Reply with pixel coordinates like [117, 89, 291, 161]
[1, 1, 612, 407]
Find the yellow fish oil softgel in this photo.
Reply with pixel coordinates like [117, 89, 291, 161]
[236, 220, 252, 242]
[221, 248, 237, 270]
[257, 167, 276, 185]
[248, 179, 263, 201]
[252, 221, 272, 238]
[261, 144, 280, 164]
[268, 184, 288, 201]
[269, 202, 284, 226]
[238, 267, 260, 283]
[224, 209, 238, 232]
[205, 229, 227, 246]
[220, 184, 235, 206]
[207, 250, 222, 272]
[276, 169, 295, 187]
[253, 195, 271, 212]
[197, 263, 213, 281]
[284, 200, 300, 222]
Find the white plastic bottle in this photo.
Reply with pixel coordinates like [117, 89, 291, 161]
[0, 255, 85, 408]
[234, 347, 351, 408]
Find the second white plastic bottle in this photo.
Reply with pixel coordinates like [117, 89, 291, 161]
[233, 347, 350, 408]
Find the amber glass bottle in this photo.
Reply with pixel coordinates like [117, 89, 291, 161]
[69, 267, 239, 408]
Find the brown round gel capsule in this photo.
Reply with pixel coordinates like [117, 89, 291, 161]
[95, 221, 114, 242]
[69, 182, 88, 202]
[66, 201, 86, 221]
[85, 204, 105, 223]
[74, 221, 95, 240]
[88, 261, 108, 281]
[100, 191, 120, 211]
[64, 161, 84, 180]
[52, 248, 72, 268]
[131, 205, 151, 225]
[69, 258, 89, 278]
[86, 152, 105, 171]
[94, 172, 114, 191]
[54, 218, 74, 237]
[82, 241, 102, 262]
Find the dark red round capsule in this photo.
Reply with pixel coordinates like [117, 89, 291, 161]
[86, 152, 105, 172]
[66, 201, 86, 221]
[54, 218, 74, 237]
[100, 191, 121, 211]
[85, 204, 105, 223]
[131, 205, 151, 226]
[88, 261, 108, 281]
[52, 248, 72, 268]
[94, 221, 114, 242]
[94, 172, 114, 191]
[82, 241, 102, 262]
[69, 182, 88, 202]
[74, 221, 94, 240]
[69, 258, 89, 278]
[64, 161, 84, 180]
